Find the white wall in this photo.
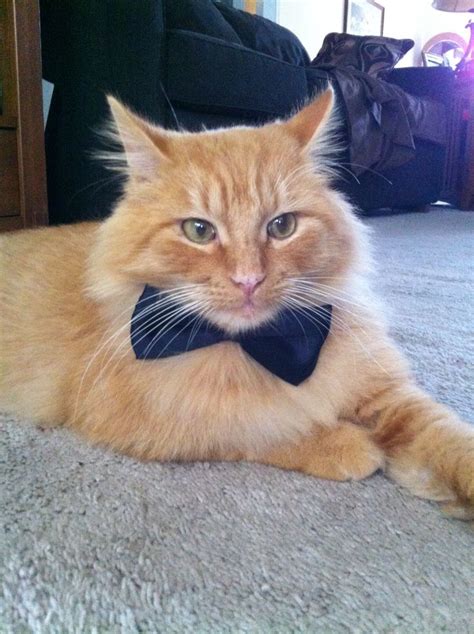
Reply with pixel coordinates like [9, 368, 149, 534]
[42, 80, 54, 128]
[276, 0, 471, 66]
[383, 0, 470, 66]
[381, 0, 425, 65]
[419, 0, 471, 61]
[277, 0, 345, 59]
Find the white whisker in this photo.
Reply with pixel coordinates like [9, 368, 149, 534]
[150, 303, 212, 360]
[72, 285, 204, 423]
[282, 291, 390, 376]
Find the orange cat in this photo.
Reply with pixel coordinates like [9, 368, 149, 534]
[1, 91, 472, 518]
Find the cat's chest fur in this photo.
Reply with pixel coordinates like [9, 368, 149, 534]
[75, 319, 338, 459]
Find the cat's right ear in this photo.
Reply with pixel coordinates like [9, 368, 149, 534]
[106, 96, 171, 179]
[284, 88, 335, 150]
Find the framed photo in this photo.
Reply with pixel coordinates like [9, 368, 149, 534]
[219, 0, 277, 21]
[344, 0, 385, 37]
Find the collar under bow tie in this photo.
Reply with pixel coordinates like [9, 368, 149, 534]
[131, 285, 332, 386]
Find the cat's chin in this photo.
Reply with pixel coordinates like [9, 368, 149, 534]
[207, 305, 279, 336]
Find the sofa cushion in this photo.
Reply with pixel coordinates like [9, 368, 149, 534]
[165, 0, 309, 66]
[166, 29, 315, 118]
[215, 3, 310, 66]
[312, 33, 414, 77]
[387, 66, 454, 104]
[164, 0, 242, 44]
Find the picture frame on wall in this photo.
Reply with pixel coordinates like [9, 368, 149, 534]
[344, 0, 385, 37]
[218, 0, 277, 21]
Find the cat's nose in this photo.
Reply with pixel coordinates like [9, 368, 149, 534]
[231, 272, 266, 296]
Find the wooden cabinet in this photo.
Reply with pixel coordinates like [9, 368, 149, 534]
[0, 0, 48, 231]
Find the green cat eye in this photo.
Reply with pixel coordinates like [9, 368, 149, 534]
[182, 218, 216, 244]
[267, 213, 297, 240]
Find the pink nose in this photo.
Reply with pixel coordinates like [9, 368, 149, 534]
[231, 272, 266, 297]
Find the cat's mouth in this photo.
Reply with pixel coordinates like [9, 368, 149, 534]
[207, 298, 280, 334]
[241, 297, 258, 318]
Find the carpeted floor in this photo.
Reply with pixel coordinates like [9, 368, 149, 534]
[1, 208, 473, 633]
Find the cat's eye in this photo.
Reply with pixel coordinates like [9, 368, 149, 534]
[267, 213, 297, 240]
[182, 218, 216, 244]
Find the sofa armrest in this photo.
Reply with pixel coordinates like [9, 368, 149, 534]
[40, 0, 169, 224]
[40, 0, 166, 121]
[385, 67, 454, 104]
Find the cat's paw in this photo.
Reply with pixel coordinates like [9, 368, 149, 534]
[441, 502, 474, 521]
[335, 426, 385, 481]
[307, 422, 385, 482]
[440, 452, 474, 520]
[251, 421, 384, 482]
[387, 445, 474, 520]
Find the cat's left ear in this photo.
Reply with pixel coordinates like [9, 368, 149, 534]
[284, 88, 334, 149]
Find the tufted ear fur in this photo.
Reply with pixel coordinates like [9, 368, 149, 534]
[285, 88, 335, 149]
[106, 96, 172, 179]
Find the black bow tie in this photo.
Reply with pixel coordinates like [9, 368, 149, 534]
[131, 285, 332, 386]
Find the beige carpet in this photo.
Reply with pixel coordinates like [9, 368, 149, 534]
[1, 208, 473, 632]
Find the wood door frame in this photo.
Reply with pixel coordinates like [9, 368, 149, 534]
[0, 0, 48, 231]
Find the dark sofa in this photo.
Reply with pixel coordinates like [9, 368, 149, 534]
[40, 0, 453, 224]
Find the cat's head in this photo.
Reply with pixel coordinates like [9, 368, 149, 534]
[90, 90, 365, 334]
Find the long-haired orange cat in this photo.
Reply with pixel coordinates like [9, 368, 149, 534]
[1, 91, 473, 519]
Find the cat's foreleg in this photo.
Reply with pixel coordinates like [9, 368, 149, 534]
[358, 382, 474, 519]
[244, 420, 385, 482]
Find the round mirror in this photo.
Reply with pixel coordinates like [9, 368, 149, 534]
[422, 32, 467, 67]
